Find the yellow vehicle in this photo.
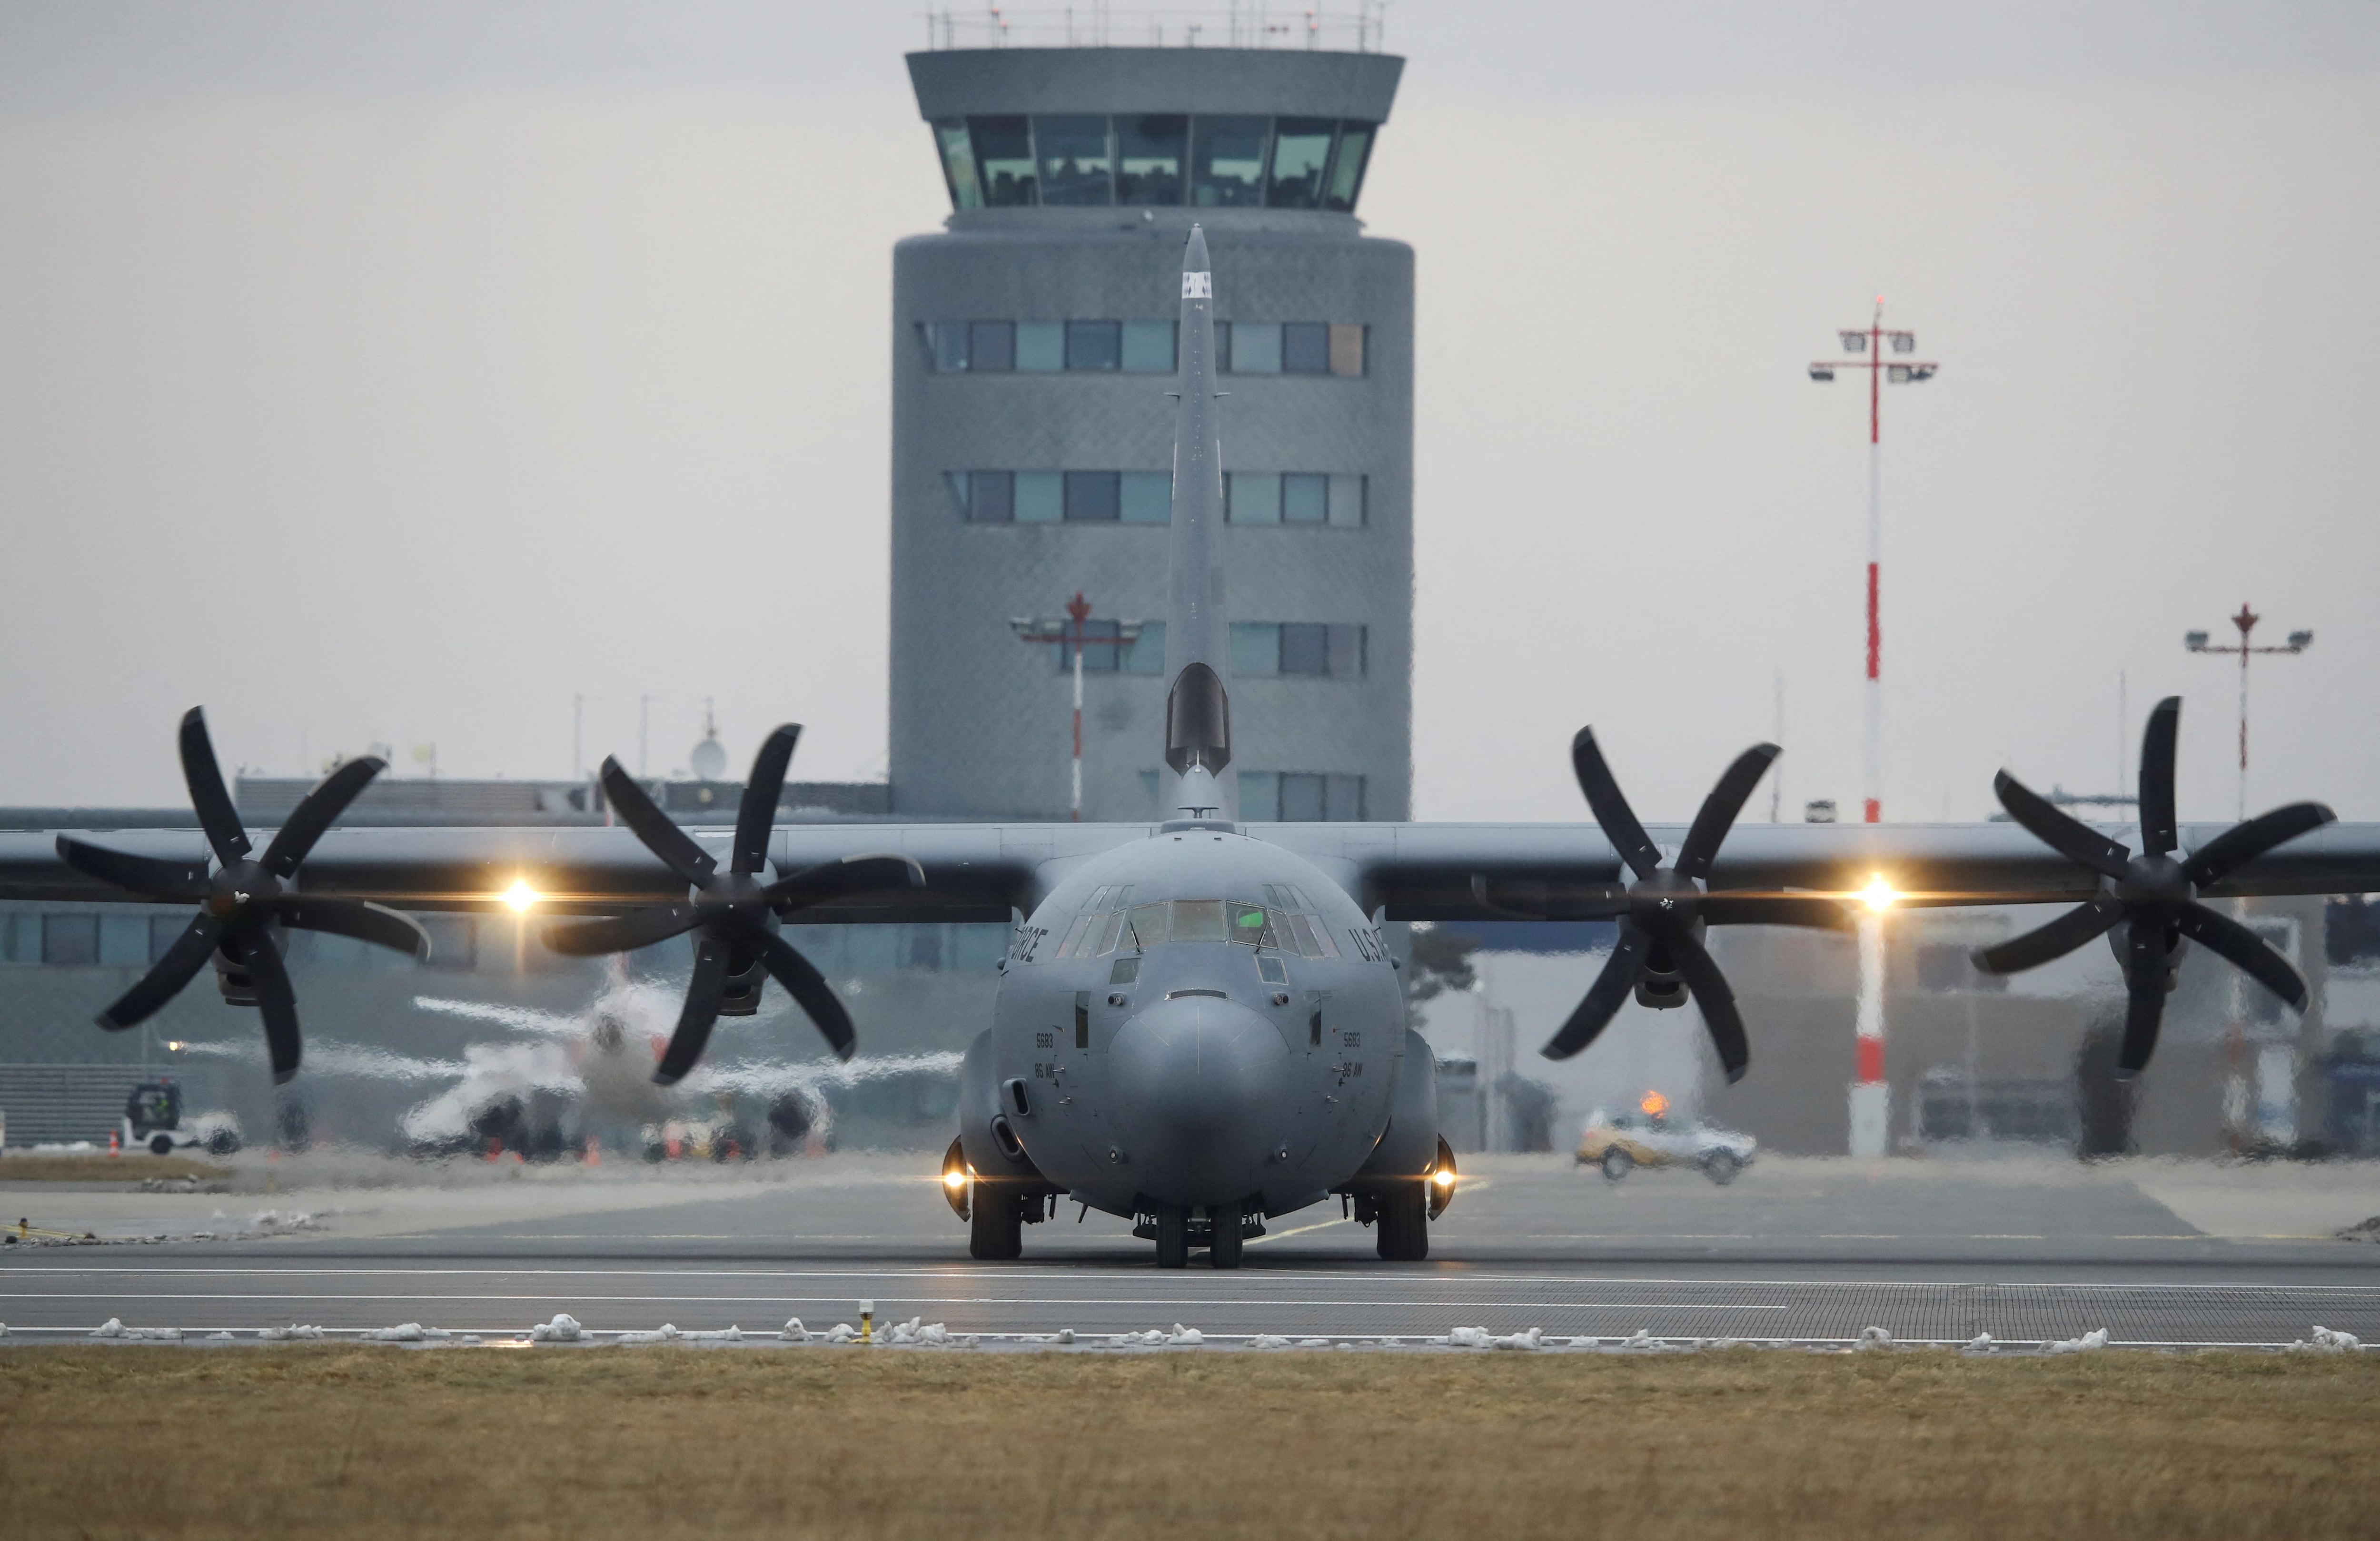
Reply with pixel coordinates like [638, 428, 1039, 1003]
[1575, 1093, 1755, 1185]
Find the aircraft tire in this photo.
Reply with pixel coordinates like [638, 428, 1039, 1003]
[148, 1134, 175, 1156]
[1154, 1204, 1189, 1269]
[1209, 1200, 1244, 1269]
[1702, 1151, 1743, 1185]
[1601, 1146, 1634, 1182]
[969, 1185, 1023, 1260]
[1375, 1186, 1428, 1262]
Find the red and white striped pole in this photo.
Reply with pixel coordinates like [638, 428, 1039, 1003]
[1864, 300, 1884, 825]
[1066, 591, 1091, 822]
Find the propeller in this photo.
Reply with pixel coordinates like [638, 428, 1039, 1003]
[1537, 729, 1848, 1082]
[54, 707, 427, 1083]
[542, 724, 924, 1085]
[1972, 695, 2333, 1077]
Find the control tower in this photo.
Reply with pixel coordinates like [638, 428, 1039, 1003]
[889, 42, 1411, 823]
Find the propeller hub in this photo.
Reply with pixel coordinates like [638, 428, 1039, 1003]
[206, 860, 278, 920]
[697, 869, 774, 932]
[1628, 867, 1703, 928]
[2119, 852, 2191, 910]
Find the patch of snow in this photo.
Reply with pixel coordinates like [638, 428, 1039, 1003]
[90, 1318, 181, 1340]
[362, 1323, 452, 1343]
[824, 1323, 857, 1343]
[782, 1317, 809, 1343]
[530, 1314, 583, 1343]
[1053, 1328, 1074, 1345]
[883, 1318, 961, 1346]
[681, 1326, 743, 1343]
[2046, 1328, 2109, 1354]
[259, 1324, 325, 1341]
[2286, 1325, 2363, 1353]
[1108, 1330, 1167, 1347]
[1165, 1324, 1203, 1346]
[1248, 1334, 1293, 1349]
[1298, 1338, 1331, 1348]
[1494, 1328, 1545, 1352]
[614, 1325, 682, 1345]
[1964, 1334, 1994, 1354]
[1855, 1326, 1894, 1351]
[1618, 1329, 1657, 1351]
[1442, 1326, 1493, 1349]
[206, 1331, 237, 1342]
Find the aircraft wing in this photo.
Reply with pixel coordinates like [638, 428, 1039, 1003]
[1255, 819, 2380, 922]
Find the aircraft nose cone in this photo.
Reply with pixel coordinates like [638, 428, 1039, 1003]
[1109, 993, 1285, 1205]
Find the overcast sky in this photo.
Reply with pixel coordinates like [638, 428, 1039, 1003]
[2, 1, 2374, 827]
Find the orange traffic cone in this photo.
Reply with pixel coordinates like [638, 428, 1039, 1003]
[108, 1128, 120, 1158]
[584, 1137, 601, 1167]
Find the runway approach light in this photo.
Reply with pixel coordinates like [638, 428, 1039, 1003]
[502, 880, 541, 913]
[1859, 874, 1900, 912]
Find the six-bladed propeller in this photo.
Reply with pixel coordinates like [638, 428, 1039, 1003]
[1537, 729, 1848, 1082]
[54, 707, 427, 1083]
[540, 726, 924, 1085]
[1972, 695, 2333, 1077]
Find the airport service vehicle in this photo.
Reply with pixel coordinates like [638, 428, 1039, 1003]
[1577, 1102, 1755, 1185]
[122, 1080, 241, 1157]
[5, 230, 2378, 1268]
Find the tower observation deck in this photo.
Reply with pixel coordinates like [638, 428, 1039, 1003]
[890, 45, 1412, 823]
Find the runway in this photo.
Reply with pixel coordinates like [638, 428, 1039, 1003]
[4, 1153, 2376, 1347]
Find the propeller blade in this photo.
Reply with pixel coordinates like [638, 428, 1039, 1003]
[766, 853, 927, 915]
[273, 899, 429, 958]
[1669, 930, 1749, 1084]
[1540, 923, 1649, 1059]
[1466, 874, 1628, 920]
[1972, 896, 2125, 975]
[2137, 697, 2180, 858]
[598, 758, 716, 887]
[178, 707, 251, 867]
[1570, 729, 1662, 881]
[1676, 743, 1781, 882]
[2183, 802, 2337, 889]
[2116, 922, 2168, 1077]
[260, 756, 386, 877]
[2173, 902, 2309, 1012]
[55, 837, 209, 901]
[732, 724, 801, 876]
[653, 933, 731, 1086]
[1993, 770, 2131, 880]
[541, 903, 704, 958]
[1701, 894, 1851, 930]
[234, 929, 304, 1084]
[96, 914, 225, 1031]
[756, 931, 858, 1061]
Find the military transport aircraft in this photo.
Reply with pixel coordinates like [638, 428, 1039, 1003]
[5, 227, 2377, 1268]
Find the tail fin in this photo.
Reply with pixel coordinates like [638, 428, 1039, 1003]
[1162, 225, 1234, 820]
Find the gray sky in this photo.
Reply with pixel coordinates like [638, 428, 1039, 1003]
[2, 1, 2375, 826]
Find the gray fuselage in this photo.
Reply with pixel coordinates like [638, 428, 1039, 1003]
[975, 826, 1405, 1219]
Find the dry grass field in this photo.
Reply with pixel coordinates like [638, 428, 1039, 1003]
[1, 1346, 2373, 1539]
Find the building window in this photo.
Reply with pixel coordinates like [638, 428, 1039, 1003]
[1065, 321, 1121, 372]
[933, 119, 982, 209]
[1117, 114, 1188, 204]
[1063, 470, 1121, 522]
[959, 471, 1012, 523]
[1240, 771, 1368, 822]
[970, 117, 1036, 205]
[1268, 118, 1337, 209]
[1229, 622, 1367, 678]
[1016, 321, 1064, 372]
[1323, 123, 1376, 211]
[1123, 621, 1165, 674]
[1014, 471, 1062, 522]
[99, 914, 147, 966]
[1190, 116, 1269, 207]
[1034, 115, 1112, 206]
[970, 320, 1015, 372]
[1054, 620, 1124, 674]
[1282, 322, 1331, 375]
[149, 915, 188, 963]
[1329, 323, 1367, 376]
[1224, 321, 1279, 374]
[1226, 472, 1365, 527]
[1121, 471, 1171, 523]
[41, 914, 99, 966]
[1121, 320, 1176, 373]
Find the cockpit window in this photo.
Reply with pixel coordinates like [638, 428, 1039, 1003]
[1057, 897, 1335, 959]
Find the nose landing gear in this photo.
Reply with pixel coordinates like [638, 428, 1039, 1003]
[1141, 1200, 1257, 1269]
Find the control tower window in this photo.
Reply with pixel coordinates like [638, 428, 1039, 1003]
[1063, 470, 1121, 522]
[1322, 122, 1375, 212]
[1117, 115, 1187, 204]
[1282, 322, 1331, 375]
[1191, 116, 1269, 208]
[970, 117, 1036, 206]
[1121, 321, 1177, 373]
[932, 119, 982, 209]
[1065, 320, 1122, 372]
[1034, 116, 1114, 206]
[1225, 321, 1281, 374]
[969, 320, 1015, 373]
[1268, 118, 1337, 208]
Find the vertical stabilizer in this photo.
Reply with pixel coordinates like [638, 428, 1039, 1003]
[1162, 225, 1234, 819]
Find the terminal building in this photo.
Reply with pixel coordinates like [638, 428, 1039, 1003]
[888, 44, 1413, 821]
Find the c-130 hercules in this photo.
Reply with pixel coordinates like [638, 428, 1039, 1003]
[9, 227, 2379, 1267]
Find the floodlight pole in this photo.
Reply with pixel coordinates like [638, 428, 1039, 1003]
[2185, 604, 2312, 821]
[1809, 303, 1939, 1158]
[1011, 593, 1141, 822]
[1808, 299, 1939, 826]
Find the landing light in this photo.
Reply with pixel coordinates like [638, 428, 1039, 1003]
[1432, 1168, 1456, 1188]
[943, 1168, 969, 1190]
[502, 880, 541, 914]
[1860, 874, 1899, 912]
